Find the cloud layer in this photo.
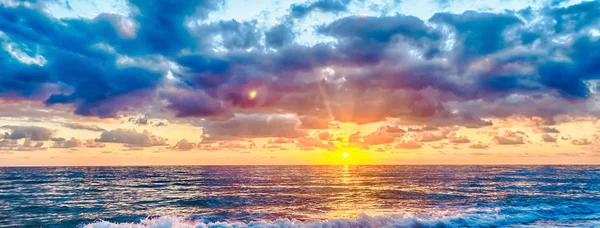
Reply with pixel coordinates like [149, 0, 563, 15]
[1, 0, 600, 156]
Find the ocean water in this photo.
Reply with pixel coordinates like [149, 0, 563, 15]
[0, 166, 599, 228]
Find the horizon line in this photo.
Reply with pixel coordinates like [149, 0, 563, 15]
[1, 163, 599, 168]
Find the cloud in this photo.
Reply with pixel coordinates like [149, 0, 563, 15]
[267, 137, 295, 144]
[296, 137, 334, 150]
[429, 11, 522, 61]
[201, 114, 307, 141]
[572, 138, 592, 146]
[62, 123, 106, 132]
[290, 0, 351, 19]
[381, 125, 406, 134]
[299, 116, 331, 129]
[317, 131, 332, 140]
[154, 122, 167, 127]
[431, 142, 448, 149]
[362, 129, 396, 145]
[2, 125, 54, 141]
[263, 144, 287, 150]
[494, 131, 527, 145]
[0, 0, 217, 117]
[394, 140, 422, 150]
[169, 139, 198, 151]
[126, 114, 168, 127]
[83, 140, 106, 148]
[542, 134, 557, 143]
[49, 137, 105, 148]
[199, 19, 263, 50]
[408, 126, 439, 132]
[0, 138, 45, 151]
[161, 88, 229, 118]
[557, 152, 586, 157]
[265, 22, 295, 48]
[448, 133, 471, 144]
[348, 131, 361, 144]
[128, 114, 150, 125]
[0, 0, 599, 135]
[358, 125, 405, 146]
[201, 139, 258, 150]
[471, 152, 489, 156]
[51, 137, 81, 148]
[419, 130, 449, 142]
[539, 127, 560, 133]
[469, 142, 489, 149]
[96, 129, 167, 147]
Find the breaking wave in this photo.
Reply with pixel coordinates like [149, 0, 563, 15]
[83, 207, 600, 228]
[83, 214, 472, 228]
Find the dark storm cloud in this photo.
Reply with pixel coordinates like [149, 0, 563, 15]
[0, 0, 600, 129]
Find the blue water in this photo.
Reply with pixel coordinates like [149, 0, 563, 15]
[0, 166, 599, 227]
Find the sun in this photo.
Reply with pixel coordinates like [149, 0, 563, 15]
[248, 89, 258, 100]
[343, 152, 349, 158]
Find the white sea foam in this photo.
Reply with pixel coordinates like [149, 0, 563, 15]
[82, 205, 600, 228]
[79, 209, 572, 228]
[84, 214, 453, 228]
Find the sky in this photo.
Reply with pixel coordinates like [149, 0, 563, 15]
[0, 0, 600, 166]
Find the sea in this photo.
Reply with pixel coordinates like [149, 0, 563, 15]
[0, 165, 599, 227]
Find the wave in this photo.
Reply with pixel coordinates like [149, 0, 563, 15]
[81, 208, 600, 228]
[84, 214, 457, 228]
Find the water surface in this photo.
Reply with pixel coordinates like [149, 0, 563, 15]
[0, 166, 599, 227]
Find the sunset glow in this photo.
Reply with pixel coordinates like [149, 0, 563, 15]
[1, 0, 600, 227]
